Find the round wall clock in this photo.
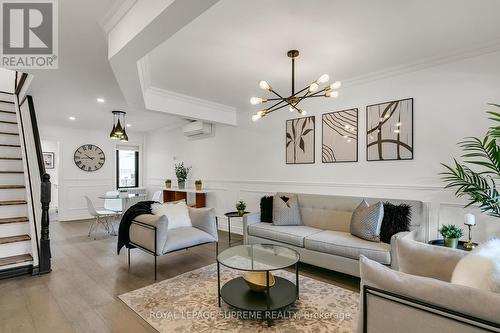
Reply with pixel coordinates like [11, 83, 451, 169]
[74, 144, 105, 172]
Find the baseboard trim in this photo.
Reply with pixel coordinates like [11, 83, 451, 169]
[0, 264, 33, 280]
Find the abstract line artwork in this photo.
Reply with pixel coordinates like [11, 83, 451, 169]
[286, 116, 315, 164]
[322, 109, 358, 163]
[366, 98, 413, 161]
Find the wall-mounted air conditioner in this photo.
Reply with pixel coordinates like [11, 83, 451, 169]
[182, 121, 213, 138]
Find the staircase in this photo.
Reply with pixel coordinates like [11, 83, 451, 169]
[0, 92, 35, 276]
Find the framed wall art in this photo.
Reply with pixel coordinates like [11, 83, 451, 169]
[286, 116, 315, 164]
[366, 98, 413, 161]
[43, 152, 55, 169]
[322, 108, 358, 163]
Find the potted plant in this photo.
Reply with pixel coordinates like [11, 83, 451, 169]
[441, 107, 499, 218]
[439, 224, 463, 248]
[195, 180, 202, 191]
[165, 179, 172, 188]
[174, 162, 191, 189]
[236, 200, 246, 217]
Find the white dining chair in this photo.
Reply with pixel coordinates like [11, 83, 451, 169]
[151, 190, 162, 202]
[85, 196, 118, 239]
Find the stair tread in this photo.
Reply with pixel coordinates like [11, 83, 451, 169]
[0, 171, 23, 174]
[0, 200, 27, 205]
[0, 120, 17, 124]
[0, 144, 20, 147]
[0, 100, 14, 104]
[0, 185, 25, 189]
[0, 110, 15, 114]
[0, 157, 21, 160]
[0, 254, 32, 267]
[0, 216, 29, 224]
[0, 132, 19, 136]
[0, 234, 31, 244]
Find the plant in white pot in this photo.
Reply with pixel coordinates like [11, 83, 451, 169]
[236, 200, 247, 217]
[174, 162, 191, 189]
[439, 224, 464, 249]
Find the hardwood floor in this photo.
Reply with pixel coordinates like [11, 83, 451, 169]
[0, 219, 359, 333]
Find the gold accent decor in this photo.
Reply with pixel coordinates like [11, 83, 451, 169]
[243, 271, 276, 292]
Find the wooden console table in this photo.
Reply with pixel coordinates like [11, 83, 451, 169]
[163, 188, 210, 208]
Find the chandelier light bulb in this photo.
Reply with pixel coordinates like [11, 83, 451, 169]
[309, 82, 319, 92]
[317, 74, 330, 84]
[330, 81, 342, 90]
[289, 105, 296, 112]
[326, 90, 339, 98]
[250, 97, 266, 105]
[299, 109, 307, 116]
[252, 114, 261, 122]
[259, 80, 271, 90]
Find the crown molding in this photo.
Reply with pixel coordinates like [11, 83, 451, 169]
[342, 38, 500, 88]
[99, 0, 137, 34]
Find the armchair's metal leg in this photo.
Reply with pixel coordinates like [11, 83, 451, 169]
[128, 248, 130, 269]
[154, 255, 157, 281]
[215, 241, 219, 256]
[88, 218, 96, 237]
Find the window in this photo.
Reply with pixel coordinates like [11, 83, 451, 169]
[116, 148, 139, 188]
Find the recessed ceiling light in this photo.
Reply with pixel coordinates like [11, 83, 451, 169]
[126, 124, 132, 128]
[97, 98, 105, 103]
[69, 116, 76, 120]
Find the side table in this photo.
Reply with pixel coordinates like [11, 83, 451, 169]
[223, 211, 250, 245]
[428, 239, 478, 251]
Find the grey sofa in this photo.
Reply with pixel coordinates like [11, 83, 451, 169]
[359, 238, 500, 332]
[243, 193, 425, 277]
[129, 207, 218, 279]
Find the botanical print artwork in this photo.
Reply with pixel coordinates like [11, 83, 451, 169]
[366, 98, 413, 161]
[286, 116, 315, 164]
[322, 109, 358, 163]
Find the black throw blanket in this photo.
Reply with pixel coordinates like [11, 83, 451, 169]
[117, 201, 156, 255]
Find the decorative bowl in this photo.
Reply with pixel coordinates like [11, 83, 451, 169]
[243, 271, 275, 292]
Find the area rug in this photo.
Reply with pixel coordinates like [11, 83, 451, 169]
[119, 264, 359, 332]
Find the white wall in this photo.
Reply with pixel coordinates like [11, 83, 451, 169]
[39, 124, 145, 221]
[144, 51, 500, 242]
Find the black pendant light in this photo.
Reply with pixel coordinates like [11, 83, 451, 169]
[110, 111, 128, 141]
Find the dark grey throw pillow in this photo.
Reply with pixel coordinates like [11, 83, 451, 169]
[260, 196, 273, 222]
[380, 202, 411, 243]
[272, 194, 302, 226]
[350, 200, 384, 242]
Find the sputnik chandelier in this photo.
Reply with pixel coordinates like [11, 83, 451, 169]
[251, 50, 341, 121]
[109, 110, 129, 142]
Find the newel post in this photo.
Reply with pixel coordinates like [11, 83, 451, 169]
[39, 173, 52, 274]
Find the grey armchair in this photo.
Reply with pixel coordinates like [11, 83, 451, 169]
[128, 207, 218, 279]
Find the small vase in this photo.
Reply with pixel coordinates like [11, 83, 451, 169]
[165, 181, 171, 189]
[195, 184, 202, 191]
[178, 181, 185, 189]
[237, 209, 245, 217]
[444, 238, 458, 248]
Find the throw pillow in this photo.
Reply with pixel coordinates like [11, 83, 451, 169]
[151, 201, 192, 230]
[260, 196, 273, 222]
[272, 194, 302, 226]
[350, 200, 384, 242]
[379, 202, 412, 243]
[451, 238, 500, 293]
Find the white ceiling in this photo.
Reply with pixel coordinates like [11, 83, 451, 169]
[147, 0, 500, 112]
[26, 0, 182, 132]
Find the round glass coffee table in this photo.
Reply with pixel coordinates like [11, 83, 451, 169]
[217, 244, 300, 326]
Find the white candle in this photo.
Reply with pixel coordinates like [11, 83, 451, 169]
[464, 213, 476, 226]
